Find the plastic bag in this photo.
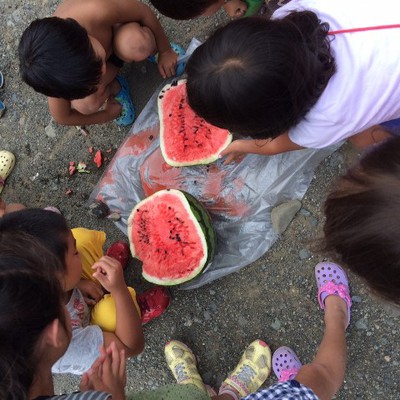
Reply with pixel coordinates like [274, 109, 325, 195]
[90, 79, 339, 289]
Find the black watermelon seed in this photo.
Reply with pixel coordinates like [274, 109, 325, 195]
[149, 135, 154, 140]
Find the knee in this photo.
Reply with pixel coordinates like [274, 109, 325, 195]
[71, 94, 105, 115]
[113, 23, 156, 62]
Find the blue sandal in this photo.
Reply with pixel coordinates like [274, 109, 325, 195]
[114, 75, 135, 126]
[148, 42, 186, 76]
[0, 100, 5, 118]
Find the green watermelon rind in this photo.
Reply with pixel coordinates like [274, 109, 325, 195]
[127, 189, 216, 285]
[182, 191, 216, 265]
[158, 79, 232, 167]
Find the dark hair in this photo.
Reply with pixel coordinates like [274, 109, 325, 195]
[186, 13, 336, 138]
[18, 17, 103, 100]
[323, 137, 400, 305]
[0, 208, 70, 271]
[0, 231, 65, 400]
[149, 0, 219, 19]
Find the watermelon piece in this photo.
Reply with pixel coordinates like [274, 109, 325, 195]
[158, 79, 232, 167]
[127, 189, 216, 285]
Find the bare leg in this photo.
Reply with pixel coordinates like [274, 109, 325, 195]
[348, 125, 393, 149]
[295, 295, 348, 400]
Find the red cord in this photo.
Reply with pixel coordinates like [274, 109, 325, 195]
[329, 24, 400, 35]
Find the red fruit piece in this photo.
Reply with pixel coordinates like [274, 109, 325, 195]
[88, 146, 93, 153]
[69, 162, 76, 176]
[94, 150, 103, 168]
[65, 189, 73, 196]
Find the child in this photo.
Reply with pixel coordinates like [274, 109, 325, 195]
[185, 0, 400, 162]
[323, 136, 400, 305]
[0, 231, 125, 400]
[0, 208, 170, 375]
[18, 0, 181, 126]
[165, 262, 352, 400]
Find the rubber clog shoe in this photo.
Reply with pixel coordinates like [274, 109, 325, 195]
[106, 240, 130, 270]
[114, 75, 135, 126]
[272, 346, 302, 382]
[315, 262, 352, 327]
[220, 340, 271, 397]
[0, 150, 15, 194]
[164, 340, 208, 394]
[137, 286, 171, 324]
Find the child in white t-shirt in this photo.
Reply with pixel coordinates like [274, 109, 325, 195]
[186, 0, 400, 162]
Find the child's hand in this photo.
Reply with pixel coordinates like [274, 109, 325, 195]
[157, 48, 178, 79]
[77, 279, 104, 306]
[80, 342, 126, 400]
[92, 256, 126, 294]
[219, 140, 246, 164]
[105, 97, 122, 120]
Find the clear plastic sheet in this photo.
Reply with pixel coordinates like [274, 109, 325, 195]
[90, 82, 339, 289]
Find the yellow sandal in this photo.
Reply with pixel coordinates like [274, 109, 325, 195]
[0, 151, 15, 194]
[220, 339, 271, 397]
[164, 340, 208, 394]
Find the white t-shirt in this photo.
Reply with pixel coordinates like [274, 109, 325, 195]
[273, 0, 400, 148]
[52, 288, 103, 375]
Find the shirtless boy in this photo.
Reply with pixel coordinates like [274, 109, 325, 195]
[19, 0, 179, 126]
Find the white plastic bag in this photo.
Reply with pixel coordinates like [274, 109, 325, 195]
[90, 78, 338, 289]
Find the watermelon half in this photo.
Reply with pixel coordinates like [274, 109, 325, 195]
[158, 79, 232, 167]
[128, 189, 216, 285]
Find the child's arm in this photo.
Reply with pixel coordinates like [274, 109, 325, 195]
[220, 132, 304, 163]
[48, 96, 121, 126]
[92, 256, 144, 357]
[111, 0, 177, 78]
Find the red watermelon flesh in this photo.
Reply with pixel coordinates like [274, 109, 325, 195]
[158, 79, 232, 167]
[128, 189, 216, 285]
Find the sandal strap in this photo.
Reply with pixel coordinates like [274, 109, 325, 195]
[317, 281, 352, 310]
[279, 368, 300, 383]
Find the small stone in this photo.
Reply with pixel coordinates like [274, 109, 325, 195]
[355, 318, 368, 330]
[203, 311, 211, 320]
[108, 212, 121, 221]
[44, 123, 56, 138]
[310, 216, 319, 227]
[300, 208, 311, 217]
[352, 295, 362, 303]
[384, 356, 391, 362]
[271, 199, 302, 234]
[271, 318, 281, 330]
[299, 248, 311, 260]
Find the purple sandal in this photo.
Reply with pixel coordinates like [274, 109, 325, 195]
[272, 346, 302, 382]
[315, 262, 352, 327]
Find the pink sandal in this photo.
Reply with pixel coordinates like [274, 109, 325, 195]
[272, 346, 302, 382]
[315, 262, 352, 327]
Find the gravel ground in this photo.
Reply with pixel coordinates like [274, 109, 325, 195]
[1, 1, 399, 399]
